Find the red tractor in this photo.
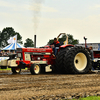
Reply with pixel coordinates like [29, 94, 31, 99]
[11, 33, 92, 74]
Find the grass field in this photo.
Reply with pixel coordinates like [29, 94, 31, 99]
[0, 68, 11, 70]
[73, 96, 100, 100]
[0, 68, 28, 70]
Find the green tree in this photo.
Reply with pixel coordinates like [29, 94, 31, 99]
[48, 34, 79, 45]
[24, 38, 34, 47]
[0, 27, 23, 48]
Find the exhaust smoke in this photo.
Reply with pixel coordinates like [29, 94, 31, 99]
[31, 0, 44, 35]
[31, 0, 44, 48]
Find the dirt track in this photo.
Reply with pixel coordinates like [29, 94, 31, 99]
[0, 70, 100, 100]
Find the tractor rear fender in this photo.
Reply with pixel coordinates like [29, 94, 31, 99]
[60, 44, 74, 49]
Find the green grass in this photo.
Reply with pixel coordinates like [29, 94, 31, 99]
[0, 68, 11, 70]
[72, 96, 100, 100]
[0, 68, 28, 70]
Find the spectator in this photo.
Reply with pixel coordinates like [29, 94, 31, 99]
[89, 46, 94, 60]
[89, 46, 94, 70]
[0, 50, 3, 56]
[6, 50, 11, 56]
[12, 50, 16, 54]
[3, 51, 7, 56]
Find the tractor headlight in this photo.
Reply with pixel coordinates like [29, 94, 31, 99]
[37, 57, 40, 60]
[18, 53, 22, 58]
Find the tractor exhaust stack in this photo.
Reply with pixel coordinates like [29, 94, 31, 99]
[34, 35, 36, 48]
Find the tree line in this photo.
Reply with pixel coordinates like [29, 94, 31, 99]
[48, 34, 79, 45]
[0, 27, 34, 48]
[0, 27, 79, 48]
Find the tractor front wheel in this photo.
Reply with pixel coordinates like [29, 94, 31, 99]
[11, 67, 21, 74]
[30, 64, 41, 75]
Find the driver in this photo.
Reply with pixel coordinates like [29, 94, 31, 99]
[50, 38, 61, 56]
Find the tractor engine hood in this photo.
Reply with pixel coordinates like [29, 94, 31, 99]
[21, 48, 53, 54]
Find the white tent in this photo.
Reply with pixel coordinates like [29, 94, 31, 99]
[3, 43, 24, 50]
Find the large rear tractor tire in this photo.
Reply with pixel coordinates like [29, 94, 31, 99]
[11, 67, 21, 74]
[64, 46, 92, 74]
[55, 47, 72, 73]
[30, 64, 41, 75]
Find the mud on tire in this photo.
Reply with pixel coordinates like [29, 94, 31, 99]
[63, 46, 92, 74]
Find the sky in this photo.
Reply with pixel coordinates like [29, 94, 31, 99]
[0, 0, 100, 47]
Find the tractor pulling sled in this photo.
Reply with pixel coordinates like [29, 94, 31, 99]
[0, 33, 92, 74]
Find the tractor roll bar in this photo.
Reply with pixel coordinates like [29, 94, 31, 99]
[57, 33, 68, 45]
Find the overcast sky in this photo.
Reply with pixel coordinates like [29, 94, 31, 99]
[0, 0, 100, 47]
